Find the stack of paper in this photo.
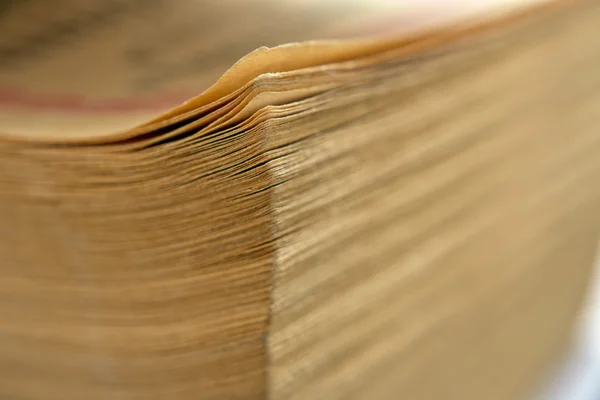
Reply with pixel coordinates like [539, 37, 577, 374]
[0, 1, 599, 399]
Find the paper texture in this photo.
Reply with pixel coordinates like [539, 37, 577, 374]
[1, 1, 600, 400]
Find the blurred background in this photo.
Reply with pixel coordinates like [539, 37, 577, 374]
[535, 252, 600, 400]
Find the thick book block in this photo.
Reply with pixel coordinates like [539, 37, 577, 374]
[0, 1, 599, 399]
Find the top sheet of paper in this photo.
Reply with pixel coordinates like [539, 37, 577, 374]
[0, 0, 550, 140]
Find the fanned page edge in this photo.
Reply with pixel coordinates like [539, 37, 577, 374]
[0, 0, 559, 144]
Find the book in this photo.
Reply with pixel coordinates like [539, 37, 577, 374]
[0, 1, 599, 399]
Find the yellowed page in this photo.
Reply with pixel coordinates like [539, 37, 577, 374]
[0, 0, 554, 141]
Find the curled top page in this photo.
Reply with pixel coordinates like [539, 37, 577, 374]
[0, 0, 554, 142]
